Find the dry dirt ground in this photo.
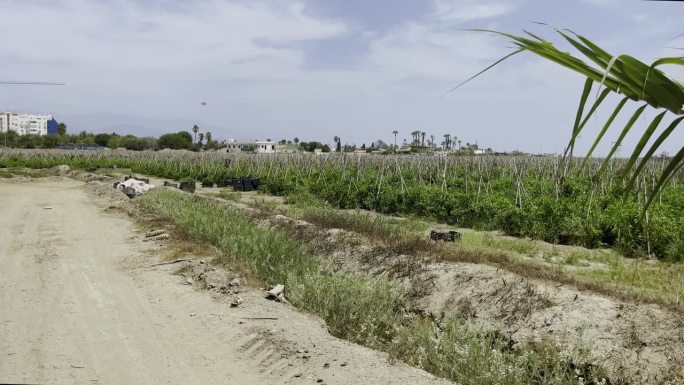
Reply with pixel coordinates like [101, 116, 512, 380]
[0, 178, 449, 385]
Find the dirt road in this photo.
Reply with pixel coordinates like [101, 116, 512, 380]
[0, 179, 447, 385]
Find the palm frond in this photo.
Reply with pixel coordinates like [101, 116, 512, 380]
[460, 29, 684, 209]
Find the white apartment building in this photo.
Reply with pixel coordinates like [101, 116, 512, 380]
[225, 140, 277, 154]
[0, 112, 57, 136]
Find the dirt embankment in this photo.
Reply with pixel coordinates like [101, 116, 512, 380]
[267, 213, 684, 384]
[0, 177, 449, 385]
[76, 171, 684, 383]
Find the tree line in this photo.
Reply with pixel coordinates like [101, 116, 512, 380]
[0, 124, 220, 151]
[1, 124, 490, 155]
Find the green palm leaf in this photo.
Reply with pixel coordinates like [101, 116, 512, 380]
[460, 29, 684, 209]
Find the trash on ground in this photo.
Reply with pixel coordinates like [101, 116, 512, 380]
[145, 229, 166, 237]
[266, 284, 286, 302]
[114, 178, 155, 198]
[142, 233, 169, 242]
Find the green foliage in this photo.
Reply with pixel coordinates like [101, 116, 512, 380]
[94, 133, 111, 147]
[56, 123, 67, 136]
[298, 141, 325, 152]
[157, 131, 193, 150]
[240, 144, 256, 153]
[136, 189, 612, 385]
[392, 318, 608, 385]
[459, 28, 684, 208]
[0, 131, 158, 150]
[1, 149, 682, 260]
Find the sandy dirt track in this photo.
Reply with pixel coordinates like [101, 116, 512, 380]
[0, 179, 448, 385]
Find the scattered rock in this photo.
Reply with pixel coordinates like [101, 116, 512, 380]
[189, 313, 196, 317]
[231, 296, 243, 308]
[204, 270, 234, 289]
[54, 165, 71, 175]
[323, 363, 330, 369]
[340, 362, 347, 367]
[293, 373, 302, 378]
[229, 277, 242, 287]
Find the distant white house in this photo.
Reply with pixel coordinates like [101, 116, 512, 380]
[225, 140, 276, 154]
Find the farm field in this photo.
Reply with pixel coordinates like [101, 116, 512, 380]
[1, 149, 684, 384]
[2, 148, 683, 260]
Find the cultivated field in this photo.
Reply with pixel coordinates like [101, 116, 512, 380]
[2, 149, 684, 384]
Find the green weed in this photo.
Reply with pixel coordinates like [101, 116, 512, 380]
[136, 189, 615, 385]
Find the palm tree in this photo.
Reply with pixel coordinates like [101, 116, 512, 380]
[333, 136, 341, 152]
[410, 130, 421, 145]
[458, 139, 462, 149]
[205, 132, 212, 145]
[457, 28, 684, 207]
[57, 123, 67, 136]
[198, 133, 204, 145]
[192, 124, 200, 143]
[443, 134, 451, 151]
[392, 130, 398, 149]
[421, 132, 426, 146]
[430, 135, 435, 149]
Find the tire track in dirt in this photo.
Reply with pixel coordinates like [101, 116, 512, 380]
[0, 179, 449, 385]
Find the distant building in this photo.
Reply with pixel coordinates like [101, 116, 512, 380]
[0, 112, 58, 136]
[225, 140, 276, 154]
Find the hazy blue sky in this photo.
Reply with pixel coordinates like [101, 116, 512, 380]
[1, 0, 682, 153]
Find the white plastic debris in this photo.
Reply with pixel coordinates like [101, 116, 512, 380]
[115, 178, 155, 197]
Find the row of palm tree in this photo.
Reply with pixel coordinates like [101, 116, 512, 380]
[391, 130, 464, 151]
[191, 124, 213, 147]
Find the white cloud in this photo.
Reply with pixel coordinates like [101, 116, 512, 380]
[431, 0, 514, 23]
[1, 0, 348, 84]
[578, 0, 617, 7]
[2, 0, 680, 154]
[366, 22, 504, 83]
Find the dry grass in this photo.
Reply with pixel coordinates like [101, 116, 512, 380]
[0, 167, 51, 178]
[233, 189, 684, 313]
[134, 188, 614, 385]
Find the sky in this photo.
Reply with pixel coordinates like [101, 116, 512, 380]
[0, 0, 682, 154]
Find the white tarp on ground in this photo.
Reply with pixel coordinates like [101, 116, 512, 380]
[116, 178, 155, 197]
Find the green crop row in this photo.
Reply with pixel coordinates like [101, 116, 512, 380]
[1, 148, 682, 260]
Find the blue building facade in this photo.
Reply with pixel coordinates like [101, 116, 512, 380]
[47, 118, 58, 135]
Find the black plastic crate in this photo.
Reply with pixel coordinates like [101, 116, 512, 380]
[217, 179, 233, 188]
[179, 181, 196, 193]
[430, 230, 461, 242]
